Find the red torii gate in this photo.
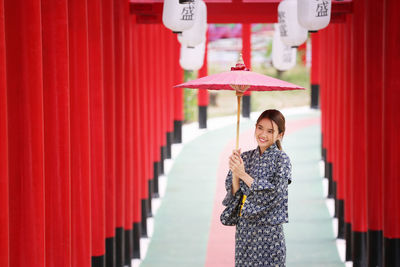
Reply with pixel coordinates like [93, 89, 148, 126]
[130, 0, 352, 23]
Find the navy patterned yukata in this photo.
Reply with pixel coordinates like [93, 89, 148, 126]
[222, 143, 292, 266]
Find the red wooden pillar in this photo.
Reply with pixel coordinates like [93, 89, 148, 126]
[0, 0, 8, 266]
[165, 30, 175, 159]
[173, 35, 184, 143]
[331, 25, 339, 211]
[87, 1, 107, 266]
[325, 26, 334, 199]
[5, 1, 45, 266]
[101, 0, 117, 266]
[198, 31, 209, 129]
[298, 42, 306, 66]
[350, 0, 368, 264]
[114, 0, 126, 265]
[137, 24, 150, 237]
[147, 24, 157, 209]
[152, 24, 162, 197]
[158, 25, 167, 178]
[335, 22, 345, 239]
[68, 0, 92, 266]
[41, 1, 71, 266]
[131, 17, 142, 259]
[364, 0, 384, 265]
[344, 14, 353, 261]
[383, 0, 400, 265]
[319, 28, 327, 176]
[123, 0, 133, 263]
[242, 23, 251, 118]
[310, 32, 320, 109]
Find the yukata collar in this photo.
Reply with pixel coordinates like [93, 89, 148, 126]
[257, 143, 278, 157]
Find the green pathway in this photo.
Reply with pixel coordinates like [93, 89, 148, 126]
[284, 124, 343, 267]
[141, 111, 344, 267]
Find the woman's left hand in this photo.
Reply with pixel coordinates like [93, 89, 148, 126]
[229, 150, 245, 177]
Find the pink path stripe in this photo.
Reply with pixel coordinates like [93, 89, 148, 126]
[205, 116, 320, 267]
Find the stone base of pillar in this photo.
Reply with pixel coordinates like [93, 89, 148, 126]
[311, 84, 320, 109]
[199, 105, 207, 129]
[173, 120, 182, 144]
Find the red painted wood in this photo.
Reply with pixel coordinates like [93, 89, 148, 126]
[41, 0, 71, 266]
[159, 25, 168, 147]
[332, 24, 338, 186]
[131, 18, 142, 222]
[165, 30, 175, 133]
[311, 32, 320, 85]
[124, 0, 133, 232]
[131, 1, 352, 24]
[138, 24, 150, 200]
[319, 29, 326, 154]
[198, 32, 209, 106]
[88, 0, 106, 256]
[0, 0, 8, 265]
[334, 24, 344, 201]
[241, 23, 252, 96]
[343, 14, 352, 225]
[173, 35, 184, 121]
[68, 0, 92, 265]
[5, 0, 45, 266]
[298, 42, 306, 66]
[364, 0, 384, 232]
[115, 0, 126, 230]
[325, 26, 332, 165]
[350, 0, 367, 233]
[149, 25, 161, 163]
[383, 0, 400, 239]
[102, 0, 117, 239]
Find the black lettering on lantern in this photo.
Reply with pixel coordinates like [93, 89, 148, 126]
[316, 0, 329, 17]
[278, 11, 288, 37]
[181, 2, 195, 21]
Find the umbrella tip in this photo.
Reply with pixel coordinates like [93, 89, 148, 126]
[238, 53, 244, 64]
[231, 53, 249, 71]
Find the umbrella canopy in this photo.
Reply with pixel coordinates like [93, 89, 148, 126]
[175, 69, 304, 92]
[174, 55, 305, 149]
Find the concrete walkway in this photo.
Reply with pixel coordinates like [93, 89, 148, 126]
[139, 108, 344, 267]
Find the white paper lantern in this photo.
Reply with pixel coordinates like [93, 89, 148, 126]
[163, 0, 196, 34]
[272, 24, 297, 71]
[178, 0, 207, 48]
[277, 0, 308, 48]
[179, 42, 205, 71]
[298, 0, 331, 32]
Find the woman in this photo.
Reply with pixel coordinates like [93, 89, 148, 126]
[222, 109, 292, 266]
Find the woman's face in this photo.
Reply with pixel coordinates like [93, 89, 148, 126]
[255, 118, 283, 152]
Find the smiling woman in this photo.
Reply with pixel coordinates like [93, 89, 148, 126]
[222, 109, 292, 266]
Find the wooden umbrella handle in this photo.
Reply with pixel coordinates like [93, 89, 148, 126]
[230, 85, 249, 151]
[236, 94, 242, 150]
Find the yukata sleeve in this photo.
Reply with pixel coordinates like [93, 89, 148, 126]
[277, 151, 292, 184]
[222, 170, 243, 206]
[242, 152, 292, 221]
[222, 152, 250, 206]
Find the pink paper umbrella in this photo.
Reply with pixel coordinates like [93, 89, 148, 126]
[175, 55, 305, 149]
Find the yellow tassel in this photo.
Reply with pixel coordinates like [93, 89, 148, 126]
[239, 195, 247, 217]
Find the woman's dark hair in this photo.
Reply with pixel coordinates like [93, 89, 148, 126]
[256, 109, 286, 150]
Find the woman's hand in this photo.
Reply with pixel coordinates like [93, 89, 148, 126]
[229, 149, 245, 177]
[229, 149, 254, 188]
